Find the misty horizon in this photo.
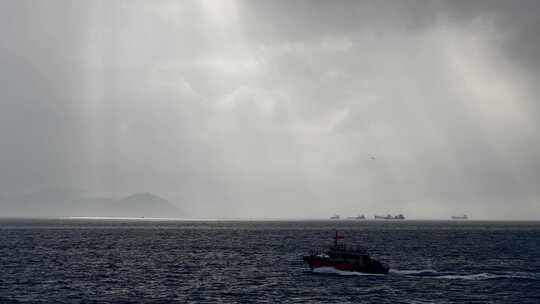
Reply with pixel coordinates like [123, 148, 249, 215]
[1, 1, 540, 220]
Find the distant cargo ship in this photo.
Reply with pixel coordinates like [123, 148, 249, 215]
[374, 214, 405, 220]
[347, 215, 365, 220]
[451, 215, 468, 220]
[330, 215, 340, 220]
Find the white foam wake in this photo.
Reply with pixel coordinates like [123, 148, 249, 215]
[312, 267, 385, 276]
[390, 269, 438, 275]
[438, 273, 500, 280]
[390, 269, 539, 281]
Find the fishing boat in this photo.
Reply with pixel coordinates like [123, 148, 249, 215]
[303, 231, 389, 274]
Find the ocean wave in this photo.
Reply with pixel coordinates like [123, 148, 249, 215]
[390, 269, 539, 281]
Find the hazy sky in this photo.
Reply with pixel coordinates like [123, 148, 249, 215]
[1, 0, 539, 219]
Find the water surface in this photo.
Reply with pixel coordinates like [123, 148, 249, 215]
[1, 219, 539, 303]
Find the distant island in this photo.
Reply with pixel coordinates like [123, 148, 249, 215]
[0, 188, 182, 218]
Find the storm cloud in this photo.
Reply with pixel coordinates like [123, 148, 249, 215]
[1, 0, 539, 219]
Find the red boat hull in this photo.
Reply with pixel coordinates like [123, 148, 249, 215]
[303, 255, 389, 274]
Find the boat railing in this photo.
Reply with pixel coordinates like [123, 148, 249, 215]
[309, 246, 329, 255]
[307, 244, 368, 255]
[329, 243, 368, 254]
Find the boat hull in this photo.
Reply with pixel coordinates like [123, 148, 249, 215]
[303, 255, 389, 274]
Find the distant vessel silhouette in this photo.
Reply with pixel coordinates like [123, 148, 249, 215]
[451, 215, 468, 220]
[330, 215, 340, 220]
[303, 231, 389, 274]
[347, 215, 365, 220]
[374, 214, 405, 220]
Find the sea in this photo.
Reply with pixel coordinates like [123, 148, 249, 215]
[0, 219, 539, 303]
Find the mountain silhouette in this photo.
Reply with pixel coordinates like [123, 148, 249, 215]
[0, 189, 181, 218]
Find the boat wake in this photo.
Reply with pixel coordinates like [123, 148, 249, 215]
[311, 267, 540, 280]
[390, 269, 540, 281]
[312, 267, 385, 276]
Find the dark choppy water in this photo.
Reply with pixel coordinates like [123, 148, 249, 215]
[1, 219, 539, 303]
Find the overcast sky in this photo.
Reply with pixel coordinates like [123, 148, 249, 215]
[1, 0, 539, 219]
